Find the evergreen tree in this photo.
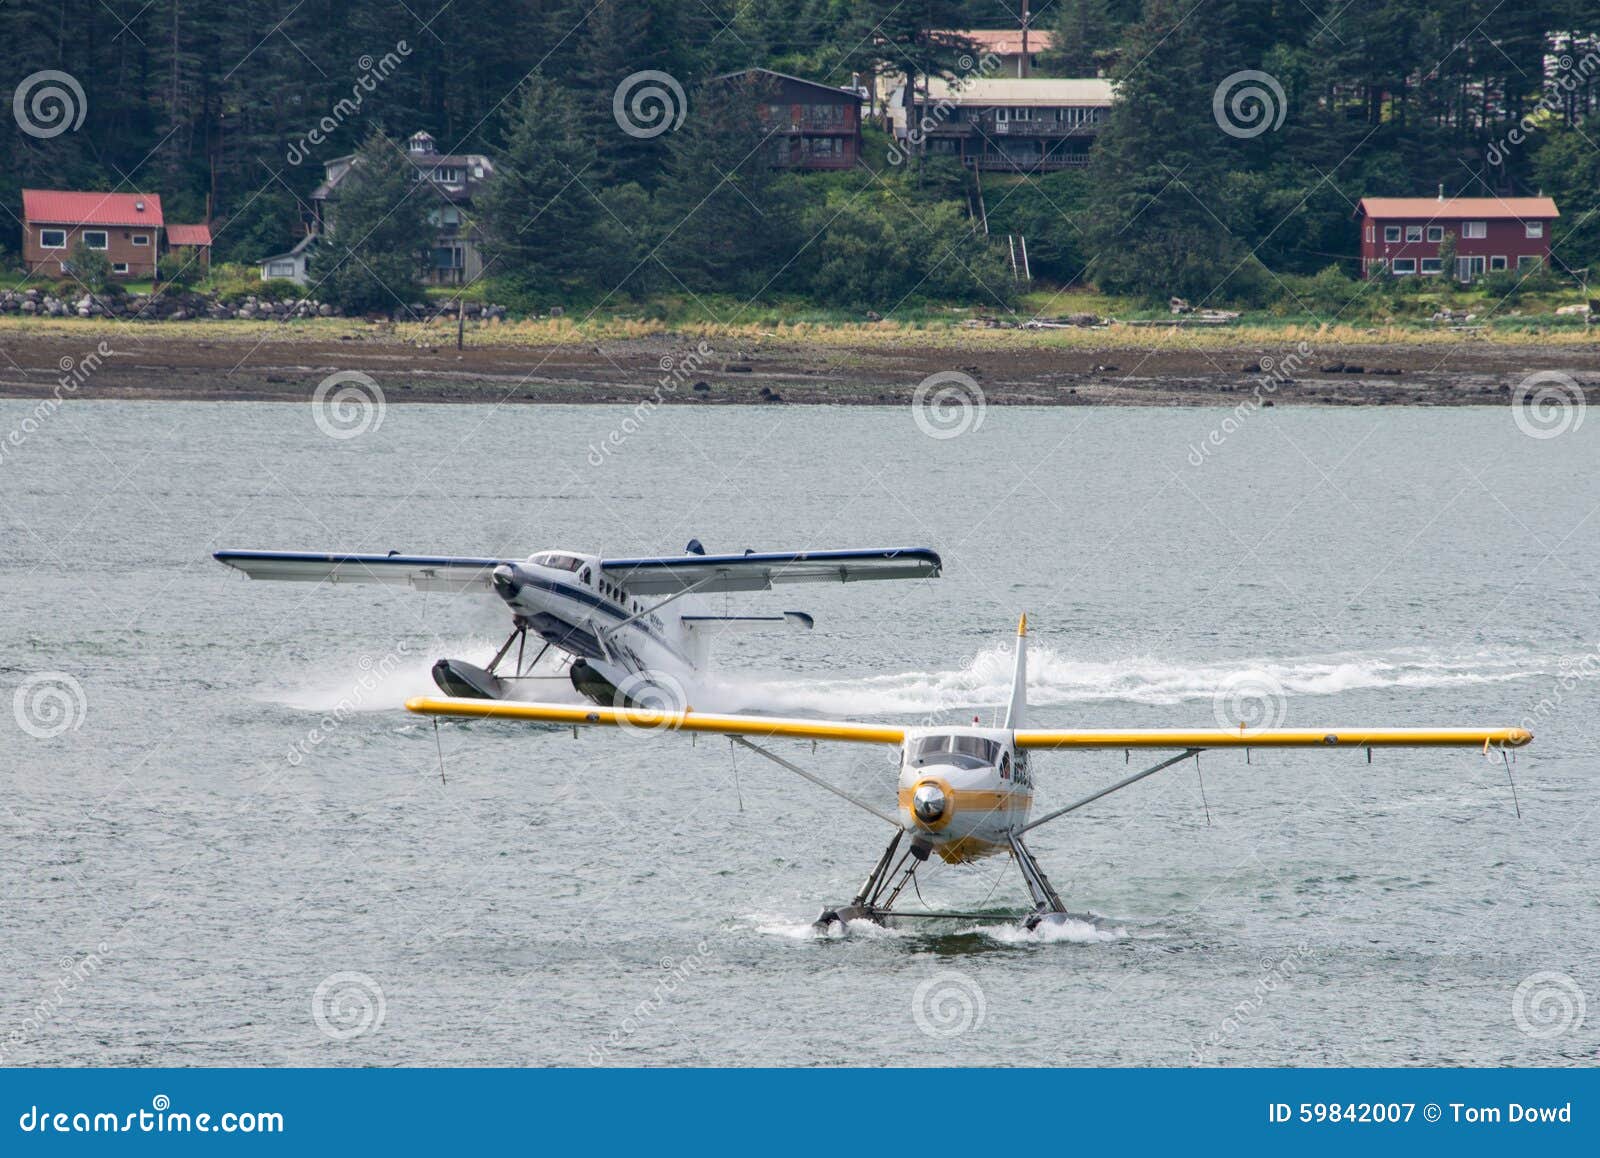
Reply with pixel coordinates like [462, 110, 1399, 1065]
[321, 131, 430, 312]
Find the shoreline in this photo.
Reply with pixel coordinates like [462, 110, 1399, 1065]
[1, 323, 1595, 406]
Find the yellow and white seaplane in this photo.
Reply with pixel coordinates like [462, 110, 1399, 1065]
[406, 616, 1532, 930]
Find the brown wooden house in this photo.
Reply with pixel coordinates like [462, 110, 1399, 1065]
[22, 189, 164, 278]
[717, 69, 863, 170]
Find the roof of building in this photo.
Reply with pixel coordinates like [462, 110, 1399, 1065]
[1356, 196, 1560, 219]
[918, 77, 1114, 106]
[935, 28, 1057, 55]
[166, 224, 213, 246]
[714, 68, 863, 101]
[22, 189, 165, 227]
[260, 233, 317, 263]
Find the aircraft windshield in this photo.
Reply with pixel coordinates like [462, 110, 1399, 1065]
[530, 553, 585, 572]
[910, 734, 1000, 770]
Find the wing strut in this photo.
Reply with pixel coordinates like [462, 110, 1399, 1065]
[1017, 749, 1199, 835]
[730, 737, 900, 827]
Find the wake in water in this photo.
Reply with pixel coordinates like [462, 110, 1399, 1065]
[708, 642, 1547, 721]
[260, 634, 1548, 723]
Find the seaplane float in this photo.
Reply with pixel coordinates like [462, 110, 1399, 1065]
[213, 540, 941, 705]
[406, 616, 1533, 931]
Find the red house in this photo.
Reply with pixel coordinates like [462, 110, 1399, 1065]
[717, 69, 863, 170]
[1355, 195, 1558, 282]
[22, 190, 164, 279]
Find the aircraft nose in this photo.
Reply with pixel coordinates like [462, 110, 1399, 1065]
[911, 781, 948, 825]
[491, 564, 522, 600]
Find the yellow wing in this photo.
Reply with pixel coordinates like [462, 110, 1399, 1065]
[1014, 726, 1532, 750]
[405, 697, 905, 745]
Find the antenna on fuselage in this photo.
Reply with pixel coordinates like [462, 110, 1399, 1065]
[1004, 613, 1028, 730]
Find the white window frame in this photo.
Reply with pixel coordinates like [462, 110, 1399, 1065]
[132, 234, 150, 247]
[1365, 225, 1374, 242]
[111, 262, 129, 274]
[82, 230, 109, 250]
[1420, 258, 1442, 274]
[266, 261, 296, 278]
[1391, 258, 1417, 275]
[1489, 255, 1507, 271]
[1426, 226, 1444, 242]
[1517, 254, 1541, 271]
[39, 228, 67, 249]
[1383, 225, 1402, 243]
[1405, 225, 1423, 242]
[1462, 220, 1487, 239]
[1525, 221, 1543, 239]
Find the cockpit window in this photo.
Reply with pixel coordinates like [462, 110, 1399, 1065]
[910, 734, 1000, 769]
[530, 553, 584, 572]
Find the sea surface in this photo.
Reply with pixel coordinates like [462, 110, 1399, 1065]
[2, 399, 1596, 1066]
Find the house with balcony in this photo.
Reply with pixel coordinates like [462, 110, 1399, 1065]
[294, 130, 494, 286]
[1355, 195, 1559, 281]
[891, 77, 1114, 172]
[717, 69, 863, 170]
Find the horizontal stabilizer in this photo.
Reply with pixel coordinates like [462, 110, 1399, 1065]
[680, 612, 815, 635]
[406, 697, 904, 745]
[602, 547, 940, 595]
[213, 550, 504, 593]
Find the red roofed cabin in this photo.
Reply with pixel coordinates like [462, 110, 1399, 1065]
[1356, 195, 1558, 282]
[22, 190, 164, 279]
[165, 223, 214, 274]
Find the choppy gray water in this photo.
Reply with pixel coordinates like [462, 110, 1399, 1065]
[2, 400, 1596, 1067]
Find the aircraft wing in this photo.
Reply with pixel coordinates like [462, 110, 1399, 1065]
[213, 549, 508, 593]
[600, 547, 941, 595]
[406, 697, 905, 745]
[1014, 726, 1533, 750]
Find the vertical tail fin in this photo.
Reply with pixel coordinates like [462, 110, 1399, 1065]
[1004, 613, 1028, 730]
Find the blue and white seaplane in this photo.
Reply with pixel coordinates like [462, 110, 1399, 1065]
[406, 616, 1532, 930]
[213, 541, 941, 706]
